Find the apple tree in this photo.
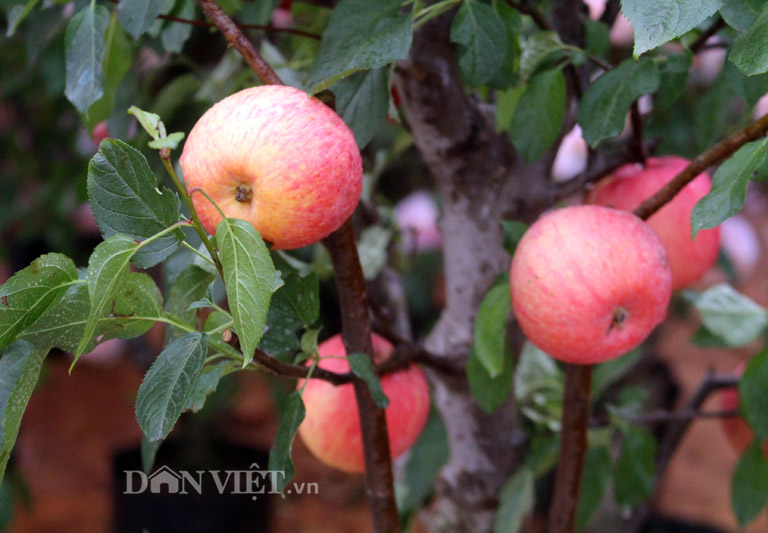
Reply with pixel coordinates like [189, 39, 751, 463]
[2, 0, 768, 532]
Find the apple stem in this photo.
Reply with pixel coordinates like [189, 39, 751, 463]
[548, 363, 592, 533]
[324, 220, 401, 533]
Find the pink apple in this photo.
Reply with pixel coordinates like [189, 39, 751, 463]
[180, 85, 363, 249]
[510, 205, 672, 364]
[297, 333, 430, 473]
[394, 190, 442, 252]
[720, 363, 768, 458]
[92, 121, 110, 144]
[587, 156, 720, 290]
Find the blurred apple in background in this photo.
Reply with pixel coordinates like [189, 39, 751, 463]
[395, 190, 442, 253]
[720, 215, 761, 278]
[720, 363, 768, 458]
[552, 125, 588, 182]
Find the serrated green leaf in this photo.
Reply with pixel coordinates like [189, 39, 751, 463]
[141, 434, 162, 473]
[450, 0, 508, 87]
[161, 0, 195, 53]
[514, 341, 562, 402]
[729, 2, 768, 76]
[258, 288, 303, 356]
[333, 67, 388, 148]
[692, 140, 768, 238]
[621, 0, 723, 57]
[720, 0, 764, 31]
[576, 445, 612, 529]
[740, 349, 768, 440]
[585, 18, 610, 59]
[268, 390, 305, 493]
[276, 272, 320, 328]
[493, 468, 534, 533]
[64, 4, 110, 114]
[127, 106, 161, 139]
[690, 284, 768, 347]
[5, 0, 41, 37]
[217, 219, 275, 365]
[0, 253, 78, 351]
[135, 332, 207, 441]
[87, 139, 182, 268]
[76, 235, 138, 361]
[473, 282, 511, 378]
[118, 0, 167, 40]
[614, 425, 657, 507]
[166, 265, 215, 335]
[655, 52, 692, 109]
[579, 57, 660, 146]
[85, 11, 133, 128]
[299, 328, 320, 361]
[467, 344, 514, 414]
[488, 2, 521, 89]
[519, 31, 567, 83]
[183, 362, 230, 413]
[731, 438, 768, 526]
[509, 68, 566, 163]
[348, 352, 390, 409]
[0, 341, 47, 483]
[306, 0, 413, 93]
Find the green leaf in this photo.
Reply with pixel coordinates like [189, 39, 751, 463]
[585, 18, 610, 59]
[216, 219, 275, 365]
[268, 390, 305, 494]
[501, 220, 527, 256]
[64, 4, 110, 114]
[467, 344, 515, 414]
[147, 132, 185, 150]
[161, 0, 195, 53]
[614, 425, 657, 507]
[740, 349, 768, 440]
[509, 68, 566, 163]
[258, 286, 303, 356]
[85, 11, 133, 128]
[276, 271, 320, 328]
[514, 341, 562, 403]
[576, 445, 612, 529]
[689, 284, 768, 347]
[141, 435, 162, 473]
[579, 57, 660, 146]
[720, 0, 764, 31]
[731, 438, 768, 527]
[473, 282, 512, 378]
[591, 349, 642, 402]
[183, 362, 231, 413]
[118, 0, 167, 40]
[76, 235, 139, 362]
[655, 52, 692, 109]
[21, 273, 162, 353]
[358, 226, 392, 280]
[397, 410, 448, 511]
[166, 265, 215, 334]
[135, 332, 208, 441]
[493, 468, 534, 533]
[621, 0, 723, 58]
[306, 0, 413, 93]
[127, 106, 162, 140]
[333, 67, 388, 148]
[0, 341, 47, 483]
[5, 0, 41, 37]
[488, 2, 522, 89]
[519, 31, 568, 83]
[729, 2, 768, 76]
[0, 253, 78, 351]
[299, 328, 320, 361]
[87, 139, 182, 268]
[692, 141, 768, 238]
[348, 352, 390, 409]
[450, 0, 508, 87]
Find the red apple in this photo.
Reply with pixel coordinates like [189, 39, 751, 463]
[92, 121, 110, 144]
[297, 333, 430, 473]
[720, 363, 768, 457]
[587, 156, 720, 290]
[180, 85, 363, 250]
[510, 205, 672, 364]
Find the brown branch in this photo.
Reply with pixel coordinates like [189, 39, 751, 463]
[159, 13, 321, 39]
[506, 0, 552, 31]
[324, 220, 400, 533]
[197, 0, 284, 85]
[689, 17, 726, 54]
[548, 364, 592, 533]
[634, 112, 768, 220]
[590, 407, 740, 428]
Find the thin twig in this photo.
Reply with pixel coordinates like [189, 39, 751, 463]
[634, 112, 768, 220]
[197, 0, 284, 85]
[689, 17, 726, 54]
[506, 0, 553, 31]
[159, 13, 321, 39]
[591, 408, 740, 428]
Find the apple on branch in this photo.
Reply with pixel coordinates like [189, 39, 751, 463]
[180, 85, 363, 249]
[297, 333, 430, 473]
[510, 205, 672, 364]
[587, 156, 720, 291]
